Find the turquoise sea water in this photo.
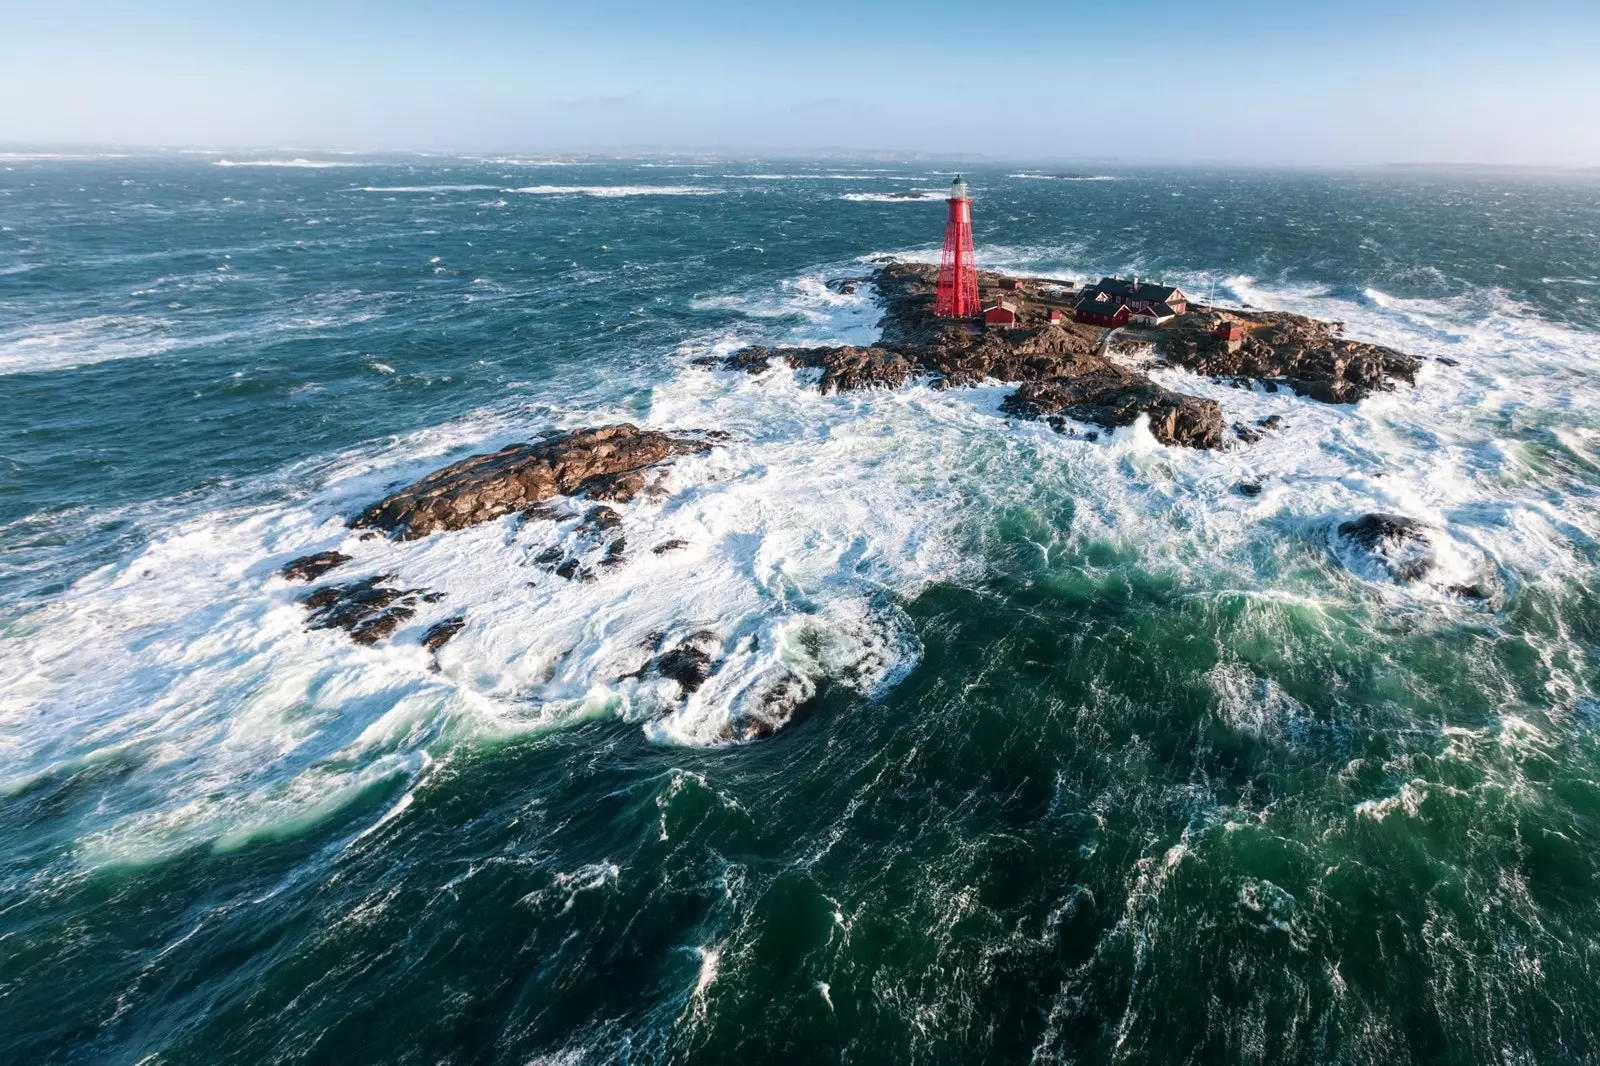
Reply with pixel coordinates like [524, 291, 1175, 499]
[2, 154, 1600, 1063]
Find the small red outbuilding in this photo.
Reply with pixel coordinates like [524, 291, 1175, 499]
[984, 300, 1018, 329]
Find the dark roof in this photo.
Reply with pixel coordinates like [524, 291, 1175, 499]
[1075, 299, 1127, 317]
[1092, 277, 1185, 303]
[1134, 302, 1178, 318]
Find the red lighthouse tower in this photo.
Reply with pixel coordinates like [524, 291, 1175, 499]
[934, 175, 979, 318]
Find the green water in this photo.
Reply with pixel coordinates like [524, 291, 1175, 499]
[2, 157, 1599, 1063]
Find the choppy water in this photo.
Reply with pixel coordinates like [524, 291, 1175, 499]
[3, 153, 1600, 1064]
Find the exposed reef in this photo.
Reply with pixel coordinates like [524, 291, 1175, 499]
[352, 424, 715, 539]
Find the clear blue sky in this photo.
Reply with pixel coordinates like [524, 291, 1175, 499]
[3, 0, 1597, 165]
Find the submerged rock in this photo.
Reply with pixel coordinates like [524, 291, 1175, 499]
[1335, 513, 1436, 583]
[352, 424, 713, 540]
[421, 616, 466, 652]
[280, 550, 351, 582]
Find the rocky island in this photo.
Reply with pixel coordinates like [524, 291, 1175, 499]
[710, 261, 1423, 447]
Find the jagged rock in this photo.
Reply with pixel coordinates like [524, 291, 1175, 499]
[1336, 513, 1436, 582]
[1436, 356, 1460, 367]
[1233, 422, 1264, 444]
[1236, 480, 1264, 497]
[352, 425, 712, 540]
[301, 575, 433, 645]
[652, 539, 690, 555]
[1157, 311, 1419, 404]
[1000, 365, 1227, 448]
[280, 550, 351, 582]
[1257, 415, 1285, 430]
[724, 345, 915, 393]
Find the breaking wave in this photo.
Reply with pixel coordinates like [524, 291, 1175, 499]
[506, 185, 719, 197]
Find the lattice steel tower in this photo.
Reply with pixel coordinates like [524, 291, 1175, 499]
[934, 175, 979, 318]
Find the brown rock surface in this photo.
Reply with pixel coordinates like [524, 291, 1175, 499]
[1157, 309, 1420, 403]
[352, 425, 713, 539]
[1000, 362, 1227, 448]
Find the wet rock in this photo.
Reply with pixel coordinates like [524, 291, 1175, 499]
[580, 506, 622, 533]
[553, 559, 592, 582]
[422, 616, 466, 652]
[1001, 368, 1227, 449]
[1156, 310, 1420, 404]
[280, 550, 351, 582]
[1336, 513, 1436, 583]
[652, 538, 690, 555]
[1256, 415, 1285, 430]
[827, 275, 871, 295]
[1236, 480, 1264, 497]
[1436, 356, 1460, 367]
[351, 424, 713, 540]
[602, 537, 627, 568]
[582, 469, 650, 503]
[725, 345, 915, 393]
[1446, 583, 1488, 601]
[640, 631, 721, 694]
[1233, 422, 1264, 444]
[301, 575, 431, 645]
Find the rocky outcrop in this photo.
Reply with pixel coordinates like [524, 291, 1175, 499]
[1157, 311, 1420, 403]
[726, 346, 915, 393]
[1000, 363, 1227, 448]
[352, 425, 715, 539]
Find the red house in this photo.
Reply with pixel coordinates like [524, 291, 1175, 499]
[1048, 309, 1064, 325]
[998, 277, 1021, 291]
[984, 300, 1018, 329]
[1075, 298, 1130, 328]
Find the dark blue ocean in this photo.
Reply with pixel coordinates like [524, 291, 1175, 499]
[3, 152, 1600, 1064]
